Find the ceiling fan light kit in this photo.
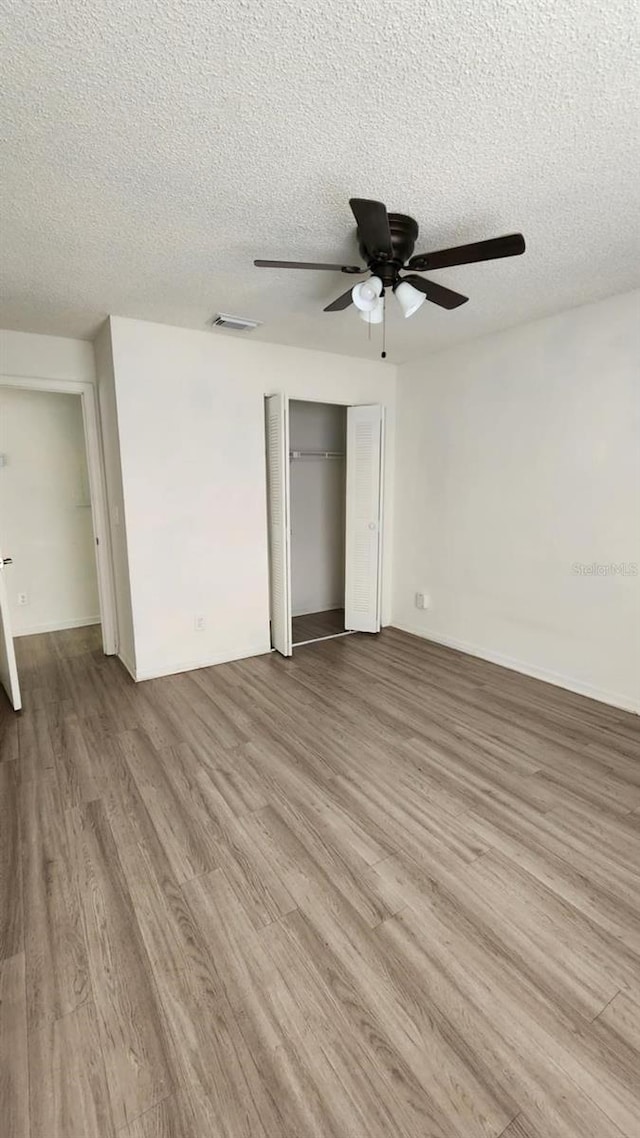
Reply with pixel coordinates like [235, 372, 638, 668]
[359, 298, 384, 324]
[352, 276, 383, 311]
[255, 199, 525, 357]
[394, 280, 426, 319]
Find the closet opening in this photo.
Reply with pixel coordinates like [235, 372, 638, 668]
[265, 394, 384, 658]
[289, 400, 350, 648]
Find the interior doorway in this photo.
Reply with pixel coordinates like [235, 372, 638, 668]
[265, 394, 384, 656]
[0, 376, 116, 710]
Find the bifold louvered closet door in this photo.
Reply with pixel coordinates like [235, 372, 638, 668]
[344, 404, 383, 634]
[265, 394, 292, 656]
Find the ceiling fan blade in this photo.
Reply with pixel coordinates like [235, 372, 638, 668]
[324, 287, 355, 312]
[349, 199, 393, 257]
[254, 259, 365, 273]
[402, 275, 468, 310]
[408, 233, 526, 272]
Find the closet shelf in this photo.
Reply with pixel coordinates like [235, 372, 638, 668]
[290, 450, 345, 459]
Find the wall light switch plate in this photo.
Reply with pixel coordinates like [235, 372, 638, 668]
[194, 614, 206, 632]
[415, 592, 430, 610]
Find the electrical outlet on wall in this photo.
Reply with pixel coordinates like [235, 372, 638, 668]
[17, 592, 28, 606]
[194, 614, 206, 632]
[415, 592, 430, 610]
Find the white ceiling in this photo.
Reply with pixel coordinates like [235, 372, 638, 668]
[1, 0, 639, 364]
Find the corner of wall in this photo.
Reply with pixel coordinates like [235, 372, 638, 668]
[93, 317, 137, 674]
[390, 291, 640, 715]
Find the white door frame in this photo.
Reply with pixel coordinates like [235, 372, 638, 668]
[265, 393, 293, 657]
[345, 403, 384, 633]
[0, 374, 118, 655]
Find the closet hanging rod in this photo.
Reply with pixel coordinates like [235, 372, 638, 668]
[289, 450, 345, 459]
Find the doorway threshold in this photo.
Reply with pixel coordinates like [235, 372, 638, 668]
[293, 630, 356, 648]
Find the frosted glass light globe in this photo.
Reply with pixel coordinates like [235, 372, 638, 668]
[352, 276, 383, 312]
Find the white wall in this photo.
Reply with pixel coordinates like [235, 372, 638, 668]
[0, 387, 100, 635]
[93, 320, 136, 672]
[393, 290, 640, 713]
[106, 316, 395, 680]
[290, 401, 346, 617]
[0, 329, 95, 383]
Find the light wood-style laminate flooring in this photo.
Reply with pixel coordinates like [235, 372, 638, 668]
[1, 624, 639, 1137]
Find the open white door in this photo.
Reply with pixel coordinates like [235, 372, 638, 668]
[0, 544, 22, 711]
[265, 394, 292, 657]
[345, 404, 383, 634]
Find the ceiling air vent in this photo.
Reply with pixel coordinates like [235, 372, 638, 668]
[210, 313, 262, 332]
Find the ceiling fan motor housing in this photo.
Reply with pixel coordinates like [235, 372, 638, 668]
[358, 213, 419, 286]
[254, 198, 524, 314]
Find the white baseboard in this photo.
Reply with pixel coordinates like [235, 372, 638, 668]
[16, 616, 101, 637]
[133, 640, 272, 683]
[391, 622, 640, 715]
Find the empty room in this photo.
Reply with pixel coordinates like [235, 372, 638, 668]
[1, 2, 639, 1137]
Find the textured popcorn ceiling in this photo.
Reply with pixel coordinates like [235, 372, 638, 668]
[1, 0, 639, 363]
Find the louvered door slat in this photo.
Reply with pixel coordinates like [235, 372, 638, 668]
[265, 394, 292, 656]
[345, 405, 383, 633]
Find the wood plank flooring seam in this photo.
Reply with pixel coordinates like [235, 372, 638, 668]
[0, 952, 30, 1138]
[115, 1089, 174, 1136]
[496, 1114, 526, 1138]
[18, 780, 32, 1138]
[589, 989, 623, 1024]
[1, 763, 23, 961]
[66, 798, 176, 1131]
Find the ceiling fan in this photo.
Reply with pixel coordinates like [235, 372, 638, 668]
[255, 198, 526, 338]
